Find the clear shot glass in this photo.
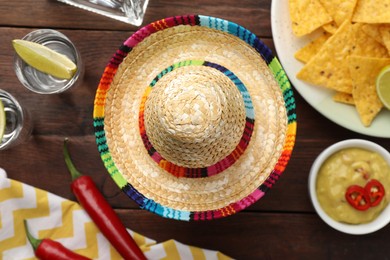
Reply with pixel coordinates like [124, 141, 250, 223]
[0, 89, 33, 150]
[56, 0, 149, 26]
[14, 29, 84, 94]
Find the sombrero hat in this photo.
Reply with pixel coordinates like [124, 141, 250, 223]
[93, 15, 297, 221]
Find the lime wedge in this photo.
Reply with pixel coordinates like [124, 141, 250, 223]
[12, 39, 77, 80]
[0, 99, 5, 142]
[376, 65, 390, 110]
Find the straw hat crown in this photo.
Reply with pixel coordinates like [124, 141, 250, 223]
[144, 66, 246, 168]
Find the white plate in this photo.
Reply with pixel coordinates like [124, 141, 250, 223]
[271, 0, 390, 138]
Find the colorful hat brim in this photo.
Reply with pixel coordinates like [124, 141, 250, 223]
[93, 15, 297, 221]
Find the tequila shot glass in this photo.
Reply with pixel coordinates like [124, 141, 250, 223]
[56, 0, 149, 26]
[14, 29, 83, 94]
[0, 89, 33, 150]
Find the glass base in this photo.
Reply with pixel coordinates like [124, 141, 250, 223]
[57, 0, 149, 26]
[0, 90, 33, 150]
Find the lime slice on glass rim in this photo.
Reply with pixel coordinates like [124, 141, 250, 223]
[12, 39, 77, 80]
[0, 99, 5, 142]
[376, 65, 390, 110]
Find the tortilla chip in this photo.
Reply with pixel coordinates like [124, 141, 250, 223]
[361, 24, 385, 46]
[322, 22, 338, 34]
[333, 92, 354, 105]
[288, 0, 333, 37]
[318, 0, 357, 26]
[379, 24, 390, 55]
[297, 20, 354, 93]
[348, 56, 390, 126]
[352, 23, 389, 58]
[352, 0, 390, 23]
[294, 31, 332, 63]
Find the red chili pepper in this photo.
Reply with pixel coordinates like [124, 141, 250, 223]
[63, 139, 146, 260]
[345, 185, 371, 211]
[365, 179, 385, 207]
[24, 220, 91, 260]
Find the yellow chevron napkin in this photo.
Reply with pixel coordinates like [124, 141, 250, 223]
[0, 168, 232, 260]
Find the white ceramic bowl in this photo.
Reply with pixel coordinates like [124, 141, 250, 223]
[309, 139, 390, 235]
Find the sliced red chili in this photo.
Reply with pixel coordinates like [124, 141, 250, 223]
[345, 185, 371, 211]
[365, 179, 385, 207]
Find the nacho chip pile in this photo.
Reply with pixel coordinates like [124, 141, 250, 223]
[289, 0, 390, 127]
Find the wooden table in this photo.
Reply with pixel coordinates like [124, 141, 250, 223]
[1, 0, 390, 259]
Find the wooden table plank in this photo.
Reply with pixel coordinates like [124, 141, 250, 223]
[118, 210, 390, 259]
[1, 1, 390, 259]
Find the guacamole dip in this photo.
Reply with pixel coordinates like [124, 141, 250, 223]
[316, 148, 390, 224]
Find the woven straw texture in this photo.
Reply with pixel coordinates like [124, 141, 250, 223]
[94, 15, 297, 221]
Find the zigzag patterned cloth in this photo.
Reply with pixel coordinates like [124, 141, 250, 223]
[0, 169, 232, 260]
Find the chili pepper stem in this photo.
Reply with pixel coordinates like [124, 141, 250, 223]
[24, 220, 41, 251]
[63, 138, 83, 181]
